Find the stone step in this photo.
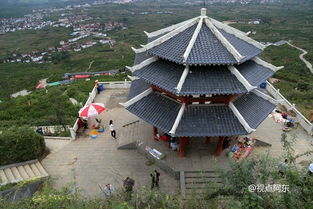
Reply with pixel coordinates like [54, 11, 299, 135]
[0, 160, 49, 186]
[17, 166, 30, 180]
[4, 168, 18, 182]
[30, 163, 42, 177]
[11, 167, 23, 181]
[0, 170, 9, 185]
[185, 182, 223, 189]
[35, 162, 49, 177]
[184, 171, 219, 177]
[181, 171, 223, 199]
[24, 165, 36, 178]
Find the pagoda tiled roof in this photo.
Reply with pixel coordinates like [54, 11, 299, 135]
[133, 51, 152, 65]
[218, 28, 262, 63]
[133, 59, 247, 95]
[122, 90, 276, 137]
[128, 78, 150, 100]
[236, 60, 275, 86]
[133, 12, 265, 65]
[175, 105, 248, 137]
[127, 92, 180, 133]
[233, 91, 276, 129]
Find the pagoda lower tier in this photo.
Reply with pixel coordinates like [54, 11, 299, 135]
[125, 80, 276, 137]
[122, 79, 276, 157]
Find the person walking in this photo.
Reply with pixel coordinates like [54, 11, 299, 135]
[109, 120, 116, 139]
[278, 159, 288, 177]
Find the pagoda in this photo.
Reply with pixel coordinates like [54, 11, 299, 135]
[121, 8, 283, 157]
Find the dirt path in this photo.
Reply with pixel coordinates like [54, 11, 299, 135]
[286, 42, 313, 74]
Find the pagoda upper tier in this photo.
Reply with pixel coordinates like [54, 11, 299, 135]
[131, 8, 265, 65]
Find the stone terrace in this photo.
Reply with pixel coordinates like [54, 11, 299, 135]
[42, 88, 313, 198]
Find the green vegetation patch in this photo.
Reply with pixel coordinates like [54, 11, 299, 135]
[0, 127, 45, 166]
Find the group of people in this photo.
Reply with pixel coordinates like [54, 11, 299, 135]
[101, 169, 161, 200]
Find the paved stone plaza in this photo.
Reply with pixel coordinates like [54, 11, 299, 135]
[42, 88, 313, 198]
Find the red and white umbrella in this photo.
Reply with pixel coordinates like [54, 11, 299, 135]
[79, 103, 106, 118]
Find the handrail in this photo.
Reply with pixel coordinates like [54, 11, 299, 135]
[266, 81, 313, 135]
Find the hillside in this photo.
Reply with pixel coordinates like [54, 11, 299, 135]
[0, 0, 312, 122]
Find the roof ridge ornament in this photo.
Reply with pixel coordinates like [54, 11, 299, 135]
[201, 8, 207, 17]
[204, 18, 244, 63]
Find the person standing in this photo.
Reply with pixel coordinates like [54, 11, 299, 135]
[95, 80, 100, 94]
[150, 172, 156, 190]
[123, 177, 135, 192]
[154, 169, 160, 187]
[278, 159, 288, 177]
[101, 184, 115, 199]
[109, 120, 116, 139]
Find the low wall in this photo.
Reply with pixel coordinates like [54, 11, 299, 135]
[266, 81, 313, 135]
[70, 80, 131, 140]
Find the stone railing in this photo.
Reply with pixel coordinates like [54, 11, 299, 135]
[266, 81, 313, 135]
[70, 80, 131, 140]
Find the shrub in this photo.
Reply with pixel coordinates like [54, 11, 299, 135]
[0, 127, 45, 166]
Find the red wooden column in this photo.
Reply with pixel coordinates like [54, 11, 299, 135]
[152, 126, 158, 141]
[205, 136, 211, 144]
[215, 136, 225, 156]
[178, 137, 188, 157]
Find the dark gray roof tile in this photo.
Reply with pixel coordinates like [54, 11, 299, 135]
[148, 24, 197, 64]
[133, 59, 247, 95]
[134, 52, 152, 65]
[187, 26, 237, 65]
[218, 29, 262, 63]
[182, 65, 247, 95]
[126, 92, 180, 133]
[236, 60, 275, 86]
[176, 105, 248, 137]
[233, 92, 276, 129]
[128, 79, 151, 100]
